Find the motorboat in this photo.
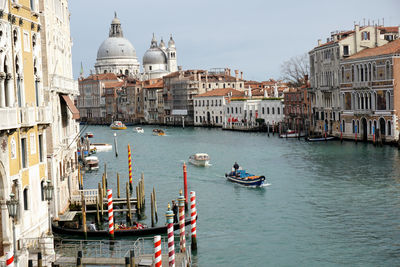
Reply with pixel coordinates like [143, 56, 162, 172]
[189, 153, 210, 167]
[90, 143, 112, 152]
[85, 132, 94, 138]
[152, 129, 165, 136]
[110, 121, 127, 130]
[279, 129, 305, 138]
[306, 136, 336, 142]
[135, 127, 144, 133]
[84, 156, 99, 171]
[225, 168, 265, 187]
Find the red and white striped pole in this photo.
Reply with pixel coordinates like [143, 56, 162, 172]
[178, 190, 186, 253]
[190, 191, 197, 251]
[128, 144, 133, 192]
[107, 189, 114, 239]
[154, 235, 162, 267]
[6, 251, 14, 267]
[166, 204, 175, 267]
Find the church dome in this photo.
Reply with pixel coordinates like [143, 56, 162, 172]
[97, 37, 137, 60]
[143, 47, 167, 65]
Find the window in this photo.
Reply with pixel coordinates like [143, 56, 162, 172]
[386, 61, 391, 79]
[207, 100, 209, 106]
[267, 107, 270, 114]
[343, 45, 349, 56]
[227, 107, 229, 114]
[41, 180, 45, 201]
[388, 121, 391, 136]
[342, 120, 346, 133]
[277, 107, 280, 114]
[23, 188, 29, 210]
[235, 107, 238, 114]
[219, 99, 221, 106]
[272, 107, 275, 114]
[262, 107, 265, 114]
[21, 137, 27, 168]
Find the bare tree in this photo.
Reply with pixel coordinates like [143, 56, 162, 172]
[280, 53, 309, 87]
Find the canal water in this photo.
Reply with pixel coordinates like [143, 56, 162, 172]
[81, 125, 400, 267]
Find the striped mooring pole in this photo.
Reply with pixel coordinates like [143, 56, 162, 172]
[107, 189, 114, 239]
[154, 235, 162, 267]
[166, 204, 175, 267]
[178, 190, 186, 253]
[183, 163, 188, 209]
[190, 191, 197, 251]
[128, 144, 133, 192]
[6, 251, 14, 267]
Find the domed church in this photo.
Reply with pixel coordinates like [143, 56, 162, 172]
[95, 13, 178, 79]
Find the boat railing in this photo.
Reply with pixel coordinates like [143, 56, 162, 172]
[70, 189, 98, 205]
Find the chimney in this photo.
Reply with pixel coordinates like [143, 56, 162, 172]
[318, 39, 322, 46]
[205, 70, 208, 83]
[178, 66, 182, 71]
[193, 70, 197, 81]
[240, 72, 243, 80]
[235, 70, 239, 82]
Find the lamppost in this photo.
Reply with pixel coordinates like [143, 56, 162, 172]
[44, 180, 54, 235]
[6, 193, 19, 265]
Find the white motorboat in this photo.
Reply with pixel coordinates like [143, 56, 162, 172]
[189, 153, 210, 167]
[85, 156, 99, 171]
[90, 143, 112, 152]
[135, 127, 144, 133]
[279, 129, 305, 138]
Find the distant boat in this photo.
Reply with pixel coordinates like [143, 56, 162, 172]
[84, 156, 99, 171]
[279, 129, 305, 138]
[135, 127, 144, 133]
[152, 129, 165, 136]
[306, 136, 335, 142]
[90, 143, 112, 152]
[189, 153, 210, 167]
[85, 132, 94, 138]
[110, 121, 127, 130]
[225, 168, 265, 187]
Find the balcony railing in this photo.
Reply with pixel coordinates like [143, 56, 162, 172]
[50, 74, 79, 95]
[37, 106, 52, 124]
[20, 107, 36, 127]
[0, 107, 19, 130]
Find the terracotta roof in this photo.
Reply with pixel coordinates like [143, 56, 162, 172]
[347, 39, 400, 59]
[144, 79, 163, 89]
[378, 26, 399, 33]
[83, 73, 119, 81]
[163, 71, 180, 78]
[194, 88, 244, 98]
[103, 81, 124, 88]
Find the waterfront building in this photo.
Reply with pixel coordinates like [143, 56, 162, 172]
[194, 88, 243, 127]
[39, 0, 81, 227]
[121, 79, 144, 124]
[95, 13, 140, 77]
[143, 78, 163, 124]
[283, 86, 312, 133]
[104, 80, 124, 122]
[77, 73, 120, 124]
[339, 39, 400, 143]
[0, 0, 55, 264]
[309, 24, 399, 136]
[163, 68, 245, 126]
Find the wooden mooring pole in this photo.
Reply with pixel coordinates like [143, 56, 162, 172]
[151, 191, 155, 227]
[99, 183, 104, 219]
[81, 191, 87, 239]
[153, 187, 158, 223]
[117, 172, 120, 198]
[126, 182, 132, 225]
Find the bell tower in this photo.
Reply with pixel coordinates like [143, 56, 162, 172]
[109, 12, 123, 38]
[167, 34, 177, 72]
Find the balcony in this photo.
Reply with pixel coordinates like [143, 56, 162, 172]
[50, 74, 79, 95]
[36, 106, 52, 124]
[0, 107, 19, 130]
[20, 107, 36, 127]
[353, 110, 372, 115]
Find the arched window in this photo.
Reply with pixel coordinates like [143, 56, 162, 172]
[386, 61, 391, 80]
[351, 66, 355, 82]
[13, 29, 18, 46]
[352, 120, 355, 133]
[341, 66, 345, 82]
[373, 63, 376, 80]
[23, 188, 29, 210]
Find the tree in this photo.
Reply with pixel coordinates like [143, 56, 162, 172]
[280, 53, 309, 87]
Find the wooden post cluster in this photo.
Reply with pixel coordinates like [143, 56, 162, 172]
[150, 187, 158, 227]
[80, 191, 87, 239]
[135, 173, 145, 214]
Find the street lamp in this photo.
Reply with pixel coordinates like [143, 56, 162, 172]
[6, 193, 19, 265]
[44, 180, 54, 235]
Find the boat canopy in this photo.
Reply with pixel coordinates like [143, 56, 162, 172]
[193, 153, 209, 160]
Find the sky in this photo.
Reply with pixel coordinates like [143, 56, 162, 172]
[69, 0, 400, 81]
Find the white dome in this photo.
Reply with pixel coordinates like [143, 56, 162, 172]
[143, 47, 167, 65]
[97, 37, 137, 60]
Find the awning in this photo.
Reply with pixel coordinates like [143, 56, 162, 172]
[61, 95, 80, 120]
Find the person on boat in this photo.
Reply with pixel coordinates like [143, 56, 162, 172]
[233, 162, 239, 175]
[172, 200, 178, 223]
[88, 221, 97, 231]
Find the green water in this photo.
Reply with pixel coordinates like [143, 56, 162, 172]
[81, 125, 400, 266]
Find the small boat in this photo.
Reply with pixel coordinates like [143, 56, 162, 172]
[225, 169, 265, 187]
[189, 153, 210, 167]
[135, 127, 144, 133]
[85, 132, 94, 138]
[84, 156, 99, 171]
[279, 129, 305, 138]
[52, 218, 192, 238]
[90, 143, 112, 152]
[152, 129, 165, 136]
[110, 121, 127, 130]
[306, 136, 336, 142]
